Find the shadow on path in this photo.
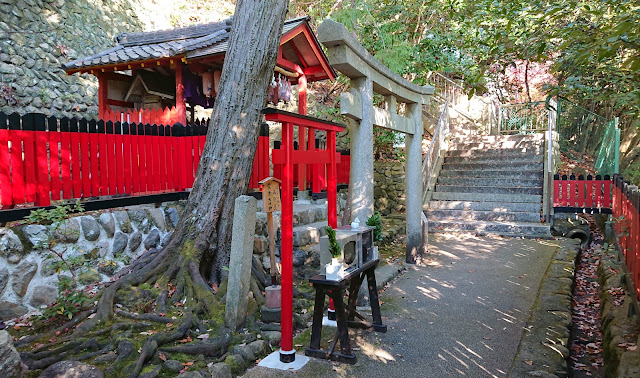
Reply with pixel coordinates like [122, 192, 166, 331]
[244, 234, 560, 377]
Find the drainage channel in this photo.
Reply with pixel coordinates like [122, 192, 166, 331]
[569, 215, 604, 377]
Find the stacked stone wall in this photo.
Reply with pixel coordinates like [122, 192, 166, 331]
[373, 160, 406, 215]
[0, 202, 181, 320]
[0, 0, 143, 117]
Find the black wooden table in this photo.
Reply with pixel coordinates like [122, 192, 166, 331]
[304, 259, 387, 364]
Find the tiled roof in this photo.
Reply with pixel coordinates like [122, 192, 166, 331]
[63, 16, 309, 71]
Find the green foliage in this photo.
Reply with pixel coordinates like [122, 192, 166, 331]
[366, 212, 383, 241]
[324, 226, 342, 258]
[26, 201, 86, 284]
[38, 278, 91, 321]
[26, 201, 84, 226]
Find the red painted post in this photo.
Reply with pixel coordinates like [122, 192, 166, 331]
[48, 117, 61, 202]
[553, 176, 560, 207]
[122, 123, 133, 195]
[577, 176, 585, 208]
[0, 115, 12, 207]
[79, 120, 92, 198]
[139, 124, 149, 194]
[70, 120, 83, 198]
[89, 121, 100, 197]
[97, 121, 108, 196]
[604, 179, 612, 208]
[585, 176, 594, 208]
[151, 125, 161, 192]
[298, 74, 307, 192]
[98, 74, 108, 120]
[114, 123, 125, 195]
[22, 124, 37, 204]
[327, 131, 337, 228]
[34, 120, 50, 206]
[158, 125, 168, 192]
[60, 120, 72, 199]
[280, 121, 294, 362]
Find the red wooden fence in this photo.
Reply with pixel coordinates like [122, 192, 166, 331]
[612, 174, 640, 300]
[103, 107, 183, 126]
[0, 112, 350, 211]
[553, 174, 612, 210]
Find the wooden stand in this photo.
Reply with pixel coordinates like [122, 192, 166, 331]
[305, 260, 387, 364]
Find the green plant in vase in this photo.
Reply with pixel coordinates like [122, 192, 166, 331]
[325, 226, 344, 280]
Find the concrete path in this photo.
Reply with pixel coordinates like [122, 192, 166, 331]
[244, 234, 561, 378]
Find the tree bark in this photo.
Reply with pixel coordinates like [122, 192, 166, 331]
[180, 0, 291, 283]
[73, 0, 291, 336]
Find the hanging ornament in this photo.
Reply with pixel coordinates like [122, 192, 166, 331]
[202, 72, 213, 97]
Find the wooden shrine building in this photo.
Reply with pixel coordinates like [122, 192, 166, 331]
[63, 16, 336, 124]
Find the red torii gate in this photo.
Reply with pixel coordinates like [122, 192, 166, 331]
[261, 108, 344, 363]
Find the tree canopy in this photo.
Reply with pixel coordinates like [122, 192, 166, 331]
[290, 0, 640, 119]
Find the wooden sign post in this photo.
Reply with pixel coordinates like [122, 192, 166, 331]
[259, 177, 281, 286]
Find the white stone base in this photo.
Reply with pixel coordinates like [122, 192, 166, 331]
[257, 350, 309, 371]
[322, 316, 337, 327]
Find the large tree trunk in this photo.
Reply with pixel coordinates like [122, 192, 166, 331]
[69, 0, 290, 349]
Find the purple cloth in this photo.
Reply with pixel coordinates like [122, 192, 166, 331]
[183, 71, 212, 108]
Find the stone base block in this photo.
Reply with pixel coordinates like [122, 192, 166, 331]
[261, 305, 281, 323]
[265, 286, 281, 309]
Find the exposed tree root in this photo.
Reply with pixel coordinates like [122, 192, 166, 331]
[159, 332, 231, 357]
[116, 310, 173, 324]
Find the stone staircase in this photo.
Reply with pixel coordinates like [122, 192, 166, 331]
[425, 134, 551, 238]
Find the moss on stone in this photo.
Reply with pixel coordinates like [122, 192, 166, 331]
[224, 354, 244, 376]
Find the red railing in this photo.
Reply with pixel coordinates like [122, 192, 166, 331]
[553, 174, 612, 209]
[612, 174, 640, 300]
[0, 112, 350, 211]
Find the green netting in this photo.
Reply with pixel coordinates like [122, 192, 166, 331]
[556, 98, 619, 175]
[594, 119, 620, 176]
[556, 98, 608, 156]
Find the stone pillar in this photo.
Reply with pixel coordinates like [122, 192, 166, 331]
[349, 77, 374, 223]
[405, 102, 423, 263]
[225, 195, 258, 330]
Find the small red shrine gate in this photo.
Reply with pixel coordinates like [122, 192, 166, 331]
[261, 107, 344, 363]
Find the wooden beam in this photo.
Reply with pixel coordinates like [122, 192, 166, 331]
[106, 99, 135, 108]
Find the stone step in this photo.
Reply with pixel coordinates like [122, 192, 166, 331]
[435, 185, 542, 195]
[292, 221, 328, 247]
[443, 154, 543, 164]
[425, 209, 541, 223]
[427, 219, 550, 237]
[427, 200, 542, 213]
[437, 177, 543, 188]
[449, 134, 544, 144]
[449, 141, 542, 150]
[447, 147, 544, 157]
[439, 169, 544, 180]
[431, 191, 542, 203]
[441, 161, 543, 171]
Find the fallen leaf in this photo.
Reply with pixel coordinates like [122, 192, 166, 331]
[197, 334, 209, 340]
[87, 313, 96, 319]
[13, 325, 20, 331]
[166, 322, 173, 328]
[183, 361, 194, 366]
[524, 361, 533, 365]
[159, 352, 167, 362]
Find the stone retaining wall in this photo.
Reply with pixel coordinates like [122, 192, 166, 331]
[0, 202, 183, 320]
[597, 244, 640, 377]
[374, 160, 406, 215]
[0, 0, 143, 117]
[509, 237, 580, 377]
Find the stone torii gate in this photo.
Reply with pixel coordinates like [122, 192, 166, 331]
[317, 19, 434, 263]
